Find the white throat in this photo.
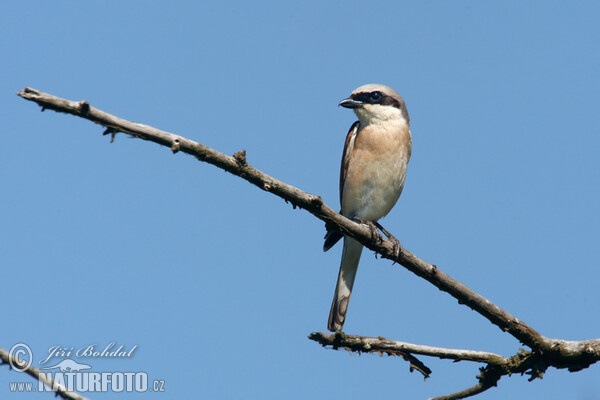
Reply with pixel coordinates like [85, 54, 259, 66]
[354, 104, 407, 126]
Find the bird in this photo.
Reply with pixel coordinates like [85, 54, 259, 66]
[324, 84, 412, 332]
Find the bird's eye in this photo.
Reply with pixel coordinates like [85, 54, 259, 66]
[370, 91, 382, 102]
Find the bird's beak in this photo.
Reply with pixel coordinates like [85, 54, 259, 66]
[338, 98, 363, 109]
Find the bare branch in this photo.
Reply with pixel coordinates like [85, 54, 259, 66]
[309, 332, 508, 365]
[0, 347, 88, 400]
[309, 332, 433, 378]
[308, 333, 533, 400]
[429, 380, 496, 400]
[539, 338, 600, 371]
[429, 348, 546, 400]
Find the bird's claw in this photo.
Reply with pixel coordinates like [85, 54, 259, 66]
[352, 217, 384, 245]
[374, 221, 403, 260]
[390, 236, 403, 260]
[351, 218, 403, 260]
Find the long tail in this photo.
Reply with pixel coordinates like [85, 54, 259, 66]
[328, 237, 363, 332]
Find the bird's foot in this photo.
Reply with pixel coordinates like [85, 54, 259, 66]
[374, 221, 403, 261]
[352, 217, 384, 245]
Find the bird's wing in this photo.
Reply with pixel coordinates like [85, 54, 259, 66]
[323, 121, 361, 252]
[339, 121, 360, 205]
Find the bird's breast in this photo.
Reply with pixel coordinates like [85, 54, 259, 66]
[341, 123, 411, 220]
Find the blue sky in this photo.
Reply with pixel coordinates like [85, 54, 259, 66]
[1, 1, 599, 399]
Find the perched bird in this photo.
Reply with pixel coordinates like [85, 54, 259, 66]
[324, 84, 412, 332]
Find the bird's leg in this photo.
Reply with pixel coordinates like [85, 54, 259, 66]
[374, 221, 403, 260]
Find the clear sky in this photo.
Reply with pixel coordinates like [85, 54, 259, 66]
[1, 1, 599, 399]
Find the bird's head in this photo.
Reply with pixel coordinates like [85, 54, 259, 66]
[339, 84, 409, 126]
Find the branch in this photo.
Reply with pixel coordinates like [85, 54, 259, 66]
[309, 332, 436, 379]
[429, 349, 545, 400]
[429, 379, 497, 400]
[0, 347, 88, 400]
[308, 332, 512, 383]
[309, 332, 508, 365]
[308, 333, 551, 400]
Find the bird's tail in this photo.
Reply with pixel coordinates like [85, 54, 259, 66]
[328, 237, 363, 332]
